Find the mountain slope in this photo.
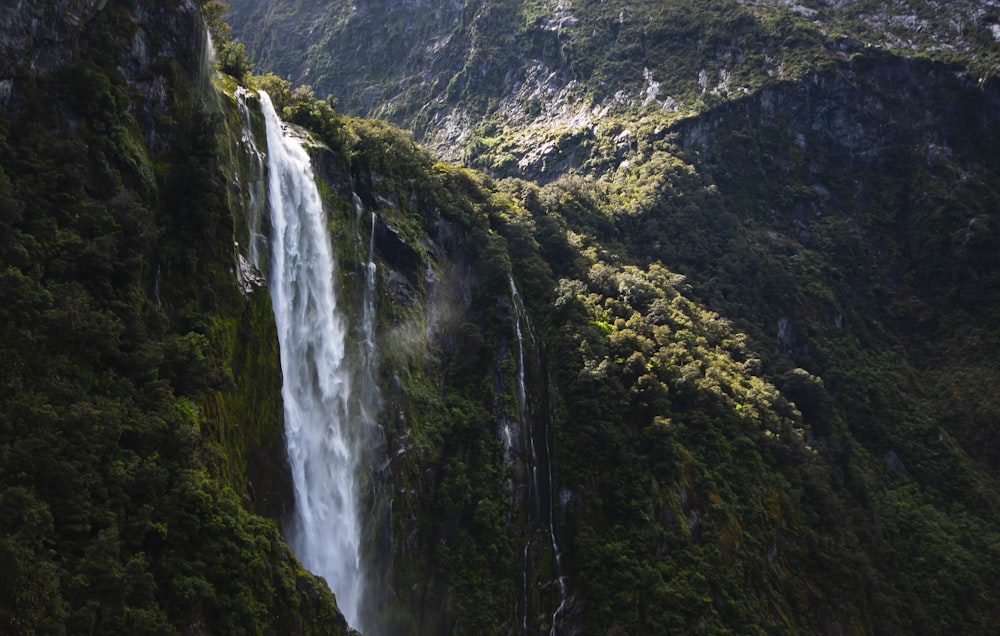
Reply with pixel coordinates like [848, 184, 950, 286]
[2, 1, 999, 635]
[225, 1, 1000, 634]
[305, 89, 1000, 633]
[225, 0, 1000, 171]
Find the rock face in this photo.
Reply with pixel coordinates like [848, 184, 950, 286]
[1, 0, 211, 151]
[226, 0, 1000, 177]
[0, 0, 108, 78]
[736, 0, 1000, 63]
[0, 1, 349, 632]
[676, 56, 1000, 161]
[1, 0, 206, 89]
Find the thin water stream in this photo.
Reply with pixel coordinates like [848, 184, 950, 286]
[511, 277, 568, 634]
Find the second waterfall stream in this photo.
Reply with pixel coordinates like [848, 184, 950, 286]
[256, 90, 371, 632]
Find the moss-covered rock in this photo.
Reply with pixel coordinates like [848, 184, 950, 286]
[0, 1, 349, 632]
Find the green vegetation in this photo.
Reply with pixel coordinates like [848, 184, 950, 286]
[0, 1, 347, 632]
[4, 0, 999, 634]
[497, 162, 1000, 632]
[264, 56, 1000, 632]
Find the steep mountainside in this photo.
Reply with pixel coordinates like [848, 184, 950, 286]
[2, 0, 1000, 635]
[225, 1, 1000, 635]
[262, 65, 1000, 633]
[225, 0, 1000, 170]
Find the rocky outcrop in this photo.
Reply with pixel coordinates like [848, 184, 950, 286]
[736, 0, 1000, 66]
[0, 0, 108, 79]
[1, 0, 211, 154]
[676, 54, 1000, 163]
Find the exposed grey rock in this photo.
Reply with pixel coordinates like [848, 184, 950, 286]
[236, 252, 267, 295]
[0, 0, 107, 77]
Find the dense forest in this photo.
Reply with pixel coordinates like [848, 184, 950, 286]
[1, 0, 999, 634]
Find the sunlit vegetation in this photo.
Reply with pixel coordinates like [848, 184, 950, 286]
[3, 0, 999, 634]
[277, 58, 1000, 631]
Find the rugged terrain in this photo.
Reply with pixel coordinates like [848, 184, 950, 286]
[225, 0, 1000, 172]
[0, 1, 998, 635]
[225, 1, 1000, 634]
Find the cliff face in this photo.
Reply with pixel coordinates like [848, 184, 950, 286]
[0, 1, 348, 632]
[670, 55, 1000, 469]
[269, 59, 1000, 634]
[225, 0, 1000, 171]
[1, 0, 110, 78]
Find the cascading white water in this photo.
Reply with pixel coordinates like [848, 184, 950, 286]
[510, 277, 568, 635]
[355, 194, 378, 378]
[365, 211, 376, 360]
[258, 90, 366, 630]
[353, 194, 384, 471]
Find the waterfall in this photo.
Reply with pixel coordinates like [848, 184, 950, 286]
[365, 211, 376, 359]
[353, 193, 385, 482]
[352, 195, 391, 635]
[510, 277, 568, 635]
[512, 278, 542, 520]
[356, 194, 378, 379]
[153, 264, 162, 308]
[257, 90, 367, 631]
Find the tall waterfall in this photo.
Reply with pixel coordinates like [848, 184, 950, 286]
[257, 90, 367, 630]
[510, 278, 568, 635]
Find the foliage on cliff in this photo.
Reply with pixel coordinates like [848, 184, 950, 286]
[498, 166, 1000, 633]
[0, 1, 348, 633]
[261, 64, 1000, 633]
[3, 1, 1000, 635]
